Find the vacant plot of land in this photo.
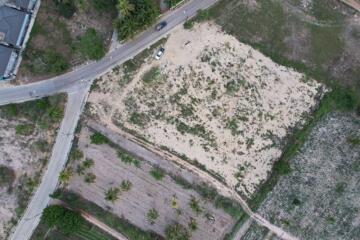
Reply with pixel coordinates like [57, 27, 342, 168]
[66, 126, 235, 240]
[0, 95, 65, 239]
[87, 22, 323, 197]
[256, 113, 360, 239]
[209, 0, 360, 95]
[17, 0, 116, 83]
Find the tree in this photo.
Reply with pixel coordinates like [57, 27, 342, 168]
[117, 0, 135, 17]
[165, 223, 190, 240]
[42, 205, 83, 234]
[105, 187, 120, 202]
[146, 208, 159, 224]
[114, 0, 159, 40]
[188, 218, 197, 231]
[188, 196, 202, 214]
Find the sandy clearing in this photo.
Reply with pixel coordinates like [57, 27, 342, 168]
[88, 22, 323, 197]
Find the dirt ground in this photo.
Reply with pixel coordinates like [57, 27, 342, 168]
[16, 0, 116, 83]
[255, 113, 360, 240]
[87, 22, 323, 198]
[67, 126, 235, 240]
[0, 96, 65, 239]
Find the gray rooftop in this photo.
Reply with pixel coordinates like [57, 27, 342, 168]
[15, 0, 35, 10]
[0, 5, 29, 46]
[0, 44, 15, 78]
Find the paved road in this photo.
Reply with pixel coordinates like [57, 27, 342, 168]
[10, 86, 91, 240]
[0, 0, 219, 106]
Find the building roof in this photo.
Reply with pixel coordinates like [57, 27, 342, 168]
[0, 44, 15, 78]
[15, 0, 35, 10]
[0, 5, 29, 46]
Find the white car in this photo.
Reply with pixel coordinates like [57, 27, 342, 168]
[155, 47, 165, 60]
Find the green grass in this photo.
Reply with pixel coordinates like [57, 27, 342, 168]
[15, 124, 34, 135]
[141, 66, 162, 84]
[78, 28, 105, 60]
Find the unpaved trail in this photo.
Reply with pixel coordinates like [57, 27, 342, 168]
[87, 121, 299, 240]
[80, 211, 128, 240]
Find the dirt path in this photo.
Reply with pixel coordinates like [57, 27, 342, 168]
[80, 211, 128, 240]
[340, 0, 360, 11]
[87, 121, 299, 240]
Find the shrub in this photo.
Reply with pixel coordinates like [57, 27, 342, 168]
[90, 132, 109, 144]
[188, 218, 197, 231]
[188, 196, 202, 214]
[120, 180, 132, 191]
[84, 173, 96, 183]
[54, 0, 76, 19]
[0, 166, 15, 188]
[15, 124, 34, 135]
[165, 0, 183, 8]
[149, 167, 165, 180]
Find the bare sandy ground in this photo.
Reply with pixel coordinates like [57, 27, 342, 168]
[88, 22, 323, 197]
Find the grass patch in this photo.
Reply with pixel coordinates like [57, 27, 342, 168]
[141, 66, 162, 84]
[77, 28, 105, 60]
[16, 124, 34, 135]
[0, 166, 15, 188]
[117, 148, 141, 167]
[24, 49, 69, 75]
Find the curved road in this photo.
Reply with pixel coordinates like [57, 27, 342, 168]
[0, 0, 218, 106]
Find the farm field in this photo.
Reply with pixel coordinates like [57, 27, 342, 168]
[255, 113, 360, 239]
[64, 125, 239, 240]
[0, 95, 66, 239]
[87, 22, 323, 198]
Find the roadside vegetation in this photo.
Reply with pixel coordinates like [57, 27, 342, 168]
[18, 0, 116, 82]
[31, 205, 115, 240]
[114, 0, 160, 40]
[0, 95, 66, 239]
[50, 191, 161, 240]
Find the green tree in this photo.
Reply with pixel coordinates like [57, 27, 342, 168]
[42, 205, 83, 234]
[114, 0, 159, 40]
[165, 223, 190, 240]
[105, 187, 120, 202]
[146, 208, 159, 224]
[116, 0, 135, 17]
[59, 168, 73, 185]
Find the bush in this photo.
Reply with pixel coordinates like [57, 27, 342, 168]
[15, 124, 34, 135]
[0, 166, 15, 188]
[165, 0, 183, 8]
[78, 28, 105, 60]
[42, 205, 83, 234]
[90, 132, 109, 144]
[149, 167, 165, 180]
[54, 0, 76, 19]
[105, 187, 120, 202]
[165, 223, 190, 240]
[25, 49, 69, 75]
[188, 197, 202, 214]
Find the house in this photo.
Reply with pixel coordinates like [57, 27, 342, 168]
[0, 44, 17, 79]
[0, 0, 37, 80]
[0, 5, 30, 47]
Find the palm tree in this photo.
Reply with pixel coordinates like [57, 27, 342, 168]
[117, 0, 135, 17]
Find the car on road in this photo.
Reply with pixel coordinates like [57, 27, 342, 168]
[156, 21, 167, 31]
[155, 47, 165, 60]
